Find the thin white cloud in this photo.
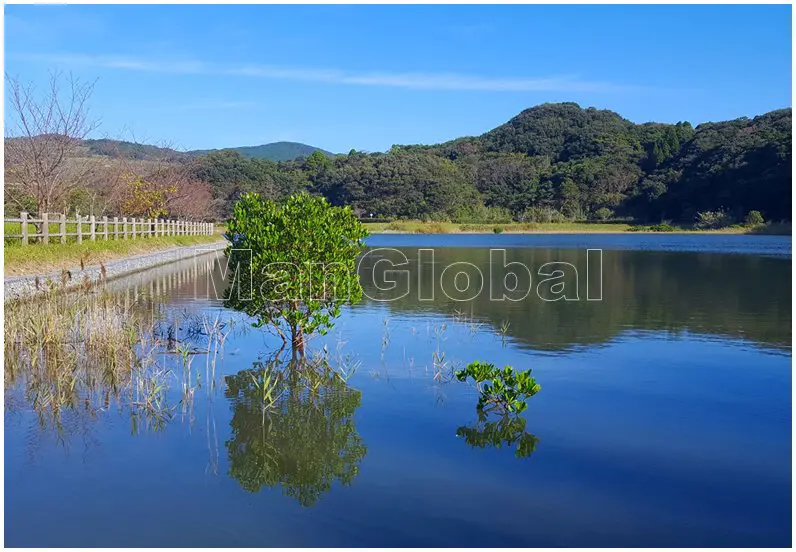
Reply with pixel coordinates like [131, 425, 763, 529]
[175, 100, 259, 111]
[14, 52, 641, 94]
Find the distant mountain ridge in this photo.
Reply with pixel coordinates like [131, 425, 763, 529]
[76, 139, 333, 162]
[189, 141, 334, 162]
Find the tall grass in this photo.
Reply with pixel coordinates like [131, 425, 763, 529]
[4, 283, 232, 433]
[5, 285, 152, 425]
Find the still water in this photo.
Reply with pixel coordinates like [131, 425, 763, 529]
[5, 234, 792, 546]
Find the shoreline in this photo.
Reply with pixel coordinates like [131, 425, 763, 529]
[365, 228, 783, 236]
[361, 220, 791, 236]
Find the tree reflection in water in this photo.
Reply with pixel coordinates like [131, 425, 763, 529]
[224, 356, 367, 506]
[456, 410, 539, 458]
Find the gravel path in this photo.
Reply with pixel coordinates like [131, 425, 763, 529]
[4, 240, 227, 301]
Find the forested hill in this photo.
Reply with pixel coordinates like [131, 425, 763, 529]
[194, 102, 789, 223]
[189, 141, 334, 161]
[20, 103, 787, 224]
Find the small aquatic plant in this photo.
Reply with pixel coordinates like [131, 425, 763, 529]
[432, 349, 448, 382]
[250, 360, 282, 411]
[454, 361, 540, 415]
[498, 320, 511, 347]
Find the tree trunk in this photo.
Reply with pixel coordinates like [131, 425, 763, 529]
[291, 325, 305, 358]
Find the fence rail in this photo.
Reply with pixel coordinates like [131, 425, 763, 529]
[5, 212, 215, 245]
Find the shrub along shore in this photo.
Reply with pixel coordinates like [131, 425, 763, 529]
[361, 220, 791, 235]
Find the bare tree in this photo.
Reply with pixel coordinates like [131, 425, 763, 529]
[4, 70, 100, 215]
[101, 134, 217, 220]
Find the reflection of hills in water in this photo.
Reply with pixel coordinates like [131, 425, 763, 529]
[112, 246, 791, 351]
[357, 247, 792, 351]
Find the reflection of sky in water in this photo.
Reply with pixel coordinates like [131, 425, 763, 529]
[5, 236, 792, 547]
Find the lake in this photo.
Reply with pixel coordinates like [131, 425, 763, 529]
[5, 234, 792, 546]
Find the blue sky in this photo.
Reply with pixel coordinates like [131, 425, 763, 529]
[4, 4, 792, 153]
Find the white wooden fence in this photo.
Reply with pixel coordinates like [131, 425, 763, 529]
[5, 211, 215, 245]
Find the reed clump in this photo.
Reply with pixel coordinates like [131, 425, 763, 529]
[4, 283, 165, 422]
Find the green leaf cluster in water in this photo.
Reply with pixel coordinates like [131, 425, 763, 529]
[454, 361, 540, 414]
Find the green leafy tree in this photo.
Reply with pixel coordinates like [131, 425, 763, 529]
[224, 192, 368, 355]
[745, 210, 764, 226]
[304, 150, 332, 172]
[594, 207, 614, 221]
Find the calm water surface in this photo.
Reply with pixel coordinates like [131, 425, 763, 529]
[5, 234, 792, 546]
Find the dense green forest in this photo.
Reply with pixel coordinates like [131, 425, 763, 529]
[8, 103, 789, 224]
[192, 103, 792, 223]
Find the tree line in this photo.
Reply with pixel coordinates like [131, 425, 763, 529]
[4, 73, 790, 225]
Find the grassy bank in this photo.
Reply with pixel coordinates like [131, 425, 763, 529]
[4, 235, 223, 276]
[361, 220, 787, 235]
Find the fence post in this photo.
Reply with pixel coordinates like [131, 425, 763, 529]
[42, 213, 49, 244]
[103, 216, 109, 240]
[60, 213, 67, 244]
[90, 215, 96, 241]
[148, 218, 153, 238]
[20, 211, 28, 245]
[122, 217, 128, 239]
[114, 217, 119, 240]
[76, 212, 83, 244]
[131, 217, 136, 239]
